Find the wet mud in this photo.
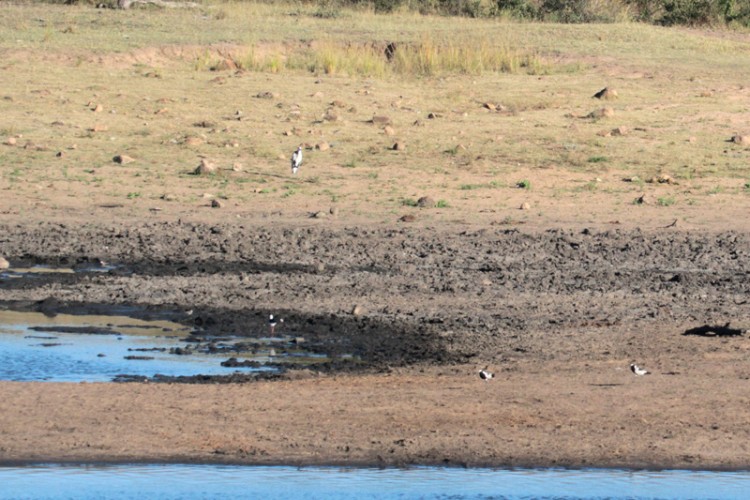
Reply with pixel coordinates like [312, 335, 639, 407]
[0, 222, 748, 380]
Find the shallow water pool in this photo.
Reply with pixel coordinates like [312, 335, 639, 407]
[0, 310, 270, 382]
[1, 464, 748, 499]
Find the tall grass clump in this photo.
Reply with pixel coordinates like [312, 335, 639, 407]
[227, 38, 546, 78]
[392, 36, 546, 76]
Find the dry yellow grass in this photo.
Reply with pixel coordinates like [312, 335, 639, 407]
[1, 1, 749, 228]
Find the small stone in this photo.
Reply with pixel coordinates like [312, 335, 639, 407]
[56, 151, 64, 158]
[483, 102, 496, 111]
[113, 154, 135, 165]
[324, 109, 340, 122]
[92, 104, 103, 112]
[588, 107, 615, 119]
[427, 112, 441, 119]
[194, 158, 216, 175]
[329, 206, 339, 217]
[315, 263, 326, 273]
[316, 142, 330, 151]
[161, 193, 177, 201]
[310, 211, 328, 219]
[417, 196, 435, 208]
[593, 87, 618, 100]
[392, 142, 405, 151]
[232, 162, 243, 172]
[634, 194, 649, 205]
[352, 305, 365, 316]
[255, 91, 279, 99]
[611, 126, 630, 136]
[383, 126, 396, 136]
[4, 137, 17, 146]
[330, 100, 346, 108]
[371, 115, 392, 126]
[399, 214, 416, 222]
[90, 124, 108, 132]
[520, 202, 531, 210]
[0, 256, 9, 270]
[731, 134, 750, 145]
[211, 199, 223, 208]
[184, 136, 204, 146]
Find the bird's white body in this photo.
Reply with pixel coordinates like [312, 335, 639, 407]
[291, 146, 303, 175]
[479, 369, 494, 381]
[630, 363, 649, 376]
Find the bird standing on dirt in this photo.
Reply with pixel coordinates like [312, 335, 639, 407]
[630, 363, 649, 376]
[291, 146, 303, 175]
[479, 368, 494, 381]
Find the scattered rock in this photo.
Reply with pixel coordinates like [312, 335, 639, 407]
[593, 87, 618, 100]
[646, 174, 675, 185]
[4, 137, 17, 146]
[730, 134, 750, 145]
[611, 126, 630, 136]
[324, 109, 340, 122]
[184, 136, 204, 146]
[392, 142, 406, 151]
[315, 263, 326, 273]
[113, 154, 135, 165]
[417, 196, 435, 208]
[316, 142, 330, 151]
[232, 162, 243, 172]
[0, 256, 9, 270]
[520, 202, 531, 210]
[587, 107, 615, 119]
[92, 103, 104, 112]
[634, 194, 649, 205]
[370, 115, 392, 126]
[194, 158, 216, 175]
[352, 305, 365, 316]
[383, 126, 396, 136]
[211, 199, 223, 208]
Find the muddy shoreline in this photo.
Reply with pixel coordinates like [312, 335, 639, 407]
[1, 221, 749, 469]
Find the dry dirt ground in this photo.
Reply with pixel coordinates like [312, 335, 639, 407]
[0, 215, 749, 470]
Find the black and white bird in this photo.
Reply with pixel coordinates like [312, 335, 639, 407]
[269, 314, 284, 335]
[479, 368, 494, 381]
[630, 363, 649, 376]
[291, 146, 303, 175]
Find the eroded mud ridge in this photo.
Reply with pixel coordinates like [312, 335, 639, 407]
[0, 222, 748, 379]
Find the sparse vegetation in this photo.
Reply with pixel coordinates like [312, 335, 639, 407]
[0, 1, 748, 227]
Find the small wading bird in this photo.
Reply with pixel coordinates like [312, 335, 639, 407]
[269, 314, 284, 335]
[630, 363, 649, 376]
[291, 146, 303, 175]
[479, 368, 494, 381]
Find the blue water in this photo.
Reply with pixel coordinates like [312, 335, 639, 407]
[0, 464, 748, 499]
[0, 311, 270, 382]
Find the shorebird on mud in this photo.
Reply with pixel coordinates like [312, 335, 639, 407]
[630, 363, 649, 376]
